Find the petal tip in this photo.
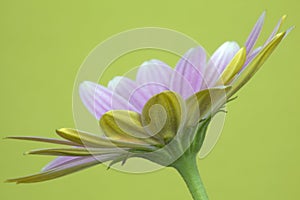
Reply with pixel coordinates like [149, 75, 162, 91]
[4, 179, 16, 184]
[282, 14, 287, 21]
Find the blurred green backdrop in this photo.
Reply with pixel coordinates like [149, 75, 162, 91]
[0, 0, 299, 199]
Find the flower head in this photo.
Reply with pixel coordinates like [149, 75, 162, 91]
[7, 12, 291, 184]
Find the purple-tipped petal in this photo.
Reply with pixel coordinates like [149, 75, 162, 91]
[245, 11, 266, 54]
[136, 59, 173, 89]
[172, 47, 206, 96]
[202, 42, 240, 88]
[79, 81, 137, 119]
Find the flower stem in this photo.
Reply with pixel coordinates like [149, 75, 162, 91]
[172, 155, 209, 200]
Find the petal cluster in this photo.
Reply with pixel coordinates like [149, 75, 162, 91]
[7, 12, 291, 183]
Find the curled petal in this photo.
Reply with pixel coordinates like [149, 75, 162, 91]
[100, 110, 160, 146]
[141, 91, 185, 143]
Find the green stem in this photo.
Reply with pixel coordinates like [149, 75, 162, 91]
[172, 155, 209, 200]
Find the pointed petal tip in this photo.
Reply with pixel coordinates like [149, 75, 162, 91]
[240, 47, 247, 61]
[229, 29, 287, 96]
[260, 11, 266, 19]
[285, 26, 295, 37]
[55, 128, 78, 136]
[56, 128, 68, 134]
[276, 31, 286, 39]
[4, 136, 22, 140]
[6, 178, 27, 184]
[4, 136, 17, 140]
[4, 136, 27, 140]
[219, 47, 247, 84]
[282, 14, 287, 21]
[4, 179, 16, 184]
[240, 46, 247, 55]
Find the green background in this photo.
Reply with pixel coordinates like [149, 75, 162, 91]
[0, 0, 299, 199]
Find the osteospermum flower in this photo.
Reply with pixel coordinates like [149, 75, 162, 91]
[7, 12, 292, 200]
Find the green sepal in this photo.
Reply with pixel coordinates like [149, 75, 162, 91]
[190, 118, 211, 154]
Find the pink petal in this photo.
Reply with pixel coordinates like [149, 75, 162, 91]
[136, 59, 173, 89]
[172, 47, 206, 96]
[108, 76, 168, 112]
[79, 81, 137, 119]
[42, 154, 118, 172]
[130, 83, 169, 110]
[245, 11, 265, 54]
[170, 69, 199, 99]
[108, 76, 138, 100]
[42, 156, 79, 172]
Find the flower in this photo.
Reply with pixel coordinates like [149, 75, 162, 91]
[7, 11, 291, 190]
